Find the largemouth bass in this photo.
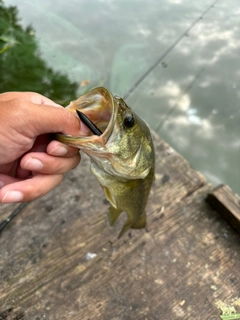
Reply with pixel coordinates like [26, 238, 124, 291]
[56, 87, 155, 238]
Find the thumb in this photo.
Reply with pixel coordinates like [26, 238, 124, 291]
[28, 92, 82, 135]
[1, 92, 87, 136]
[2, 93, 87, 137]
[29, 103, 83, 136]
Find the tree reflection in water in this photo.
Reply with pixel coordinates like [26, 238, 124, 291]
[0, 0, 78, 105]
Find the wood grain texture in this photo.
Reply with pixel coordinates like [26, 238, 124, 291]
[0, 132, 240, 320]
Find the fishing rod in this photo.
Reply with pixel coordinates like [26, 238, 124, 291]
[0, 202, 27, 233]
[0, 0, 220, 234]
[123, 0, 220, 100]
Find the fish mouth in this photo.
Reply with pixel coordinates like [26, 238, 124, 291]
[56, 87, 118, 149]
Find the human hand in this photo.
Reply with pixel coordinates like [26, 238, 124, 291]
[0, 92, 84, 203]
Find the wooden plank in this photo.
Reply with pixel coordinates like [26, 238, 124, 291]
[0, 132, 240, 320]
[206, 184, 240, 234]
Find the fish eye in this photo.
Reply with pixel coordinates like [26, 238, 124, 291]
[124, 114, 135, 128]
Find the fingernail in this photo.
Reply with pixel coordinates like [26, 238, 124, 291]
[49, 144, 68, 156]
[24, 157, 44, 170]
[0, 181, 4, 188]
[2, 191, 24, 203]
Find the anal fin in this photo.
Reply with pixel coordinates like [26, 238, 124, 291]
[108, 206, 123, 226]
[117, 219, 133, 239]
[118, 212, 146, 239]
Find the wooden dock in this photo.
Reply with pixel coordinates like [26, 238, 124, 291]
[0, 132, 240, 320]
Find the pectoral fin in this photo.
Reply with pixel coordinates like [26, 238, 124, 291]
[103, 187, 117, 208]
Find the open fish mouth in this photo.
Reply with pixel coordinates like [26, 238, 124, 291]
[56, 87, 118, 147]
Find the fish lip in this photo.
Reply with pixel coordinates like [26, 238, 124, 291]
[56, 87, 118, 147]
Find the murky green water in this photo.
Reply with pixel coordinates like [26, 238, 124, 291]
[1, 0, 240, 194]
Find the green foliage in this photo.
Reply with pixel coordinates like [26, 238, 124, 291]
[220, 315, 240, 320]
[0, 0, 78, 105]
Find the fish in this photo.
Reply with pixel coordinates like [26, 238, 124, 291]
[56, 87, 155, 238]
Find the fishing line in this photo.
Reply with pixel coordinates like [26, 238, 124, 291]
[0, 0, 220, 234]
[155, 68, 205, 133]
[123, 0, 220, 100]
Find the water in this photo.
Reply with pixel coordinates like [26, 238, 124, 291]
[1, 0, 240, 194]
